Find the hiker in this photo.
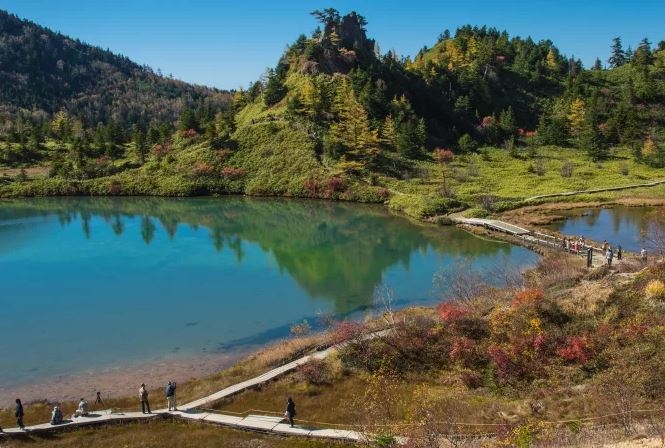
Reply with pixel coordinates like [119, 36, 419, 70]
[165, 381, 177, 411]
[285, 397, 296, 427]
[139, 383, 151, 414]
[15, 398, 24, 429]
[606, 248, 613, 267]
[602, 240, 609, 252]
[641, 247, 648, 264]
[50, 406, 63, 425]
[561, 237, 567, 249]
[587, 247, 593, 268]
[73, 398, 89, 417]
[617, 245, 622, 260]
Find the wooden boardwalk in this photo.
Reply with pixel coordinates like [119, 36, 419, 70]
[461, 218, 531, 235]
[451, 215, 616, 267]
[0, 332, 392, 442]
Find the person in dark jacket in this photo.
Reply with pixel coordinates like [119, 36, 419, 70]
[15, 398, 24, 429]
[285, 397, 296, 427]
[165, 381, 177, 411]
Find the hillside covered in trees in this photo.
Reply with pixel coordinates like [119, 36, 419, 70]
[0, 9, 230, 163]
[1, 8, 664, 217]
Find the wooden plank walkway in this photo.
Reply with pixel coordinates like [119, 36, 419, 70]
[0, 332, 392, 442]
[451, 215, 618, 268]
[462, 218, 531, 235]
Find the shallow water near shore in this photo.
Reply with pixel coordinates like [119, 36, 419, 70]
[0, 197, 537, 404]
[544, 205, 661, 252]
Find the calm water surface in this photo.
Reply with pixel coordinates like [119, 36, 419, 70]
[0, 197, 537, 388]
[545, 206, 663, 252]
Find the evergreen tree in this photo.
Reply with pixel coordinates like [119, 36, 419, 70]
[608, 37, 626, 68]
[132, 126, 147, 165]
[581, 109, 608, 161]
[263, 62, 288, 106]
[633, 38, 653, 68]
[458, 134, 478, 153]
[178, 106, 198, 132]
[328, 79, 379, 172]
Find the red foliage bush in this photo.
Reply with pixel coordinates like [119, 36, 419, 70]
[449, 336, 483, 368]
[220, 166, 246, 179]
[377, 187, 390, 200]
[557, 335, 593, 364]
[324, 177, 346, 198]
[183, 128, 198, 138]
[192, 162, 216, 176]
[434, 148, 454, 163]
[480, 116, 494, 128]
[152, 143, 172, 159]
[297, 359, 332, 385]
[437, 302, 470, 323]
[303, 178, 319, 197]
[512, 288, 545, 308]
[460, 370, 484, 389]
[331, 321, 366, 345]
[108, 181, 122, 195]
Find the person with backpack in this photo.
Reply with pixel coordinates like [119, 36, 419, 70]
[165, 381, 177, 411]
[285, 397, 296, 427]
[139, 383, 151, 414]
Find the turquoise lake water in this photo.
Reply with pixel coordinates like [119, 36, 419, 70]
[0, 197, 538, 388]
[545, 206, 662, 253]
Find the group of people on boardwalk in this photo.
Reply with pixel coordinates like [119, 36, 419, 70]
[135, 381, 177, 415]
[3, 381, 178, 430]
[7, 387, 298, 431]
[561, 236, 588, 254]
[561, 234, 650, 268]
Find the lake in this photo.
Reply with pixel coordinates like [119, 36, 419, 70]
[544, 205, 664, 253]
[0, 197, 537, 391]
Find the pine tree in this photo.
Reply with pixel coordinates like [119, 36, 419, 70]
[633, 38, 653, 68]
[567, 98, 587, 140]
[328, 79, 379, 172]
[581, 110, 608, 161]
[608, 37, 626, 68]
[381, 114, 397, 151]
[132, 126, 146, 165]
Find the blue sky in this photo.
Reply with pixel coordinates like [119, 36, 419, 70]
[1, 0, 663, 90]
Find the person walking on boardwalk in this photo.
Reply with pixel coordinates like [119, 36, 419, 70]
[641, 247, 648, 264]
[139, 383, 151, 414]
[606, 248, 613, 267]
[285, 397, 296, 427]
[165, 381, 177, 411]
[15, 398, 24, 429]
[617, 245, 622, 260]
[602, 240, 609, 252]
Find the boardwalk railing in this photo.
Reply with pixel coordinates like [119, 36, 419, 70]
[453, 217, 609, 263]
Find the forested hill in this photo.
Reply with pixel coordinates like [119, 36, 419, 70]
[1, 8, 664, 216]
[0, 10, 230, 128]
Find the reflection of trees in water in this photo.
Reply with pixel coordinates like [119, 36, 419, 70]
[645, 209, 665, 255]
[0, 197, 514, 313]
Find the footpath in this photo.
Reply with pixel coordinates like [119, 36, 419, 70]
[0, 334, 394, 443]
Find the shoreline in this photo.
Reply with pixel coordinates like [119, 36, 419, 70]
[0, 351, 247, 409]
